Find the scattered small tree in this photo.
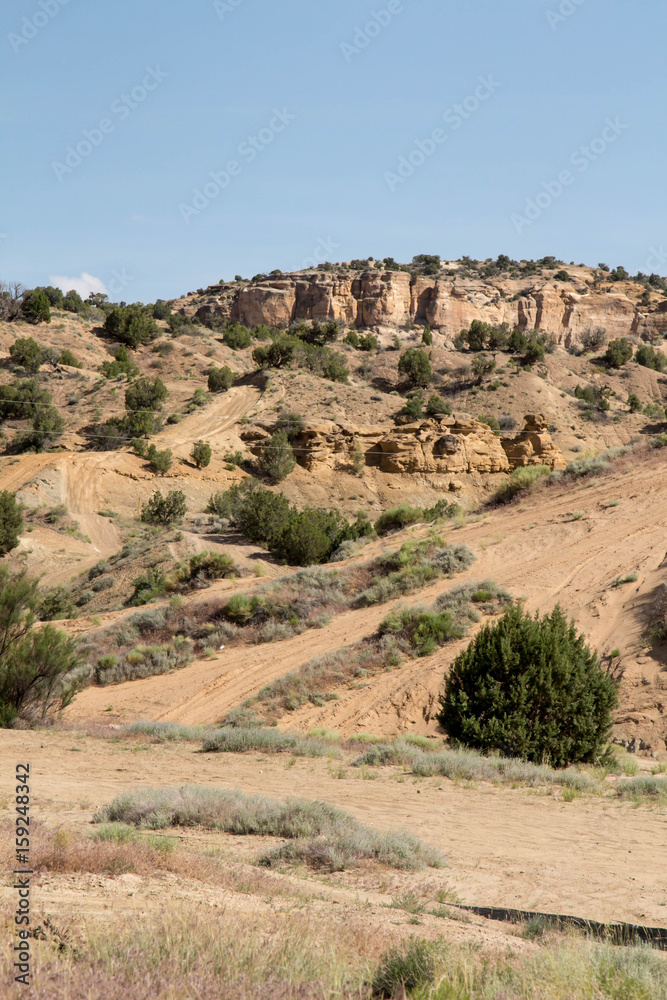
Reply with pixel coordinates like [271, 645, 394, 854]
[146, 445, 173, 475]
[9, 337, 46, 373]
[604, 338, 633, 368]
[627, 392, 642, 413]
[524, 340, 545, 364]
[478, 413, 501, 435]
[21, 291, 51, 326]
[399, 391, 424, 420]
[471, 354, 496, 384]
[580, 326, 607, 352]
[152, 300, 172, 321]
[275, 411, 303, 440]
[358, 333, 378, 352]
[0, 567, 82, 727]
[425, 394, 451, 416]
[258, 429, 296, 483]
[222, 323, 252, 350]
[438, 604, 618, 767]
[141, 490, 187, 525]
[191, 440, 212, 468]
[125, 376, 167, 413]
[0, 491, 23, 556]
[351, 443, 365, 476]
[100, 346, 139, 379]
[208, 366, 235, 393]
[62, 289, 85, 314]
[421, 325, 433, 346]
[635, 344, 667, 372]
[104, 304, 159, 348]
[58, 349, 82, 368]
[398, 348, 432, 388]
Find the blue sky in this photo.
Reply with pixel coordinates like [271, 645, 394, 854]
[2, 0, 665, 302]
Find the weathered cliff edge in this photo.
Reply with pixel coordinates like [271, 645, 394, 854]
[242, 414, 566, 479]
[189, 269, 667, 345]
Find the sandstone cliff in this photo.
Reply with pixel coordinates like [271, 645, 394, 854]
[187, 265, 667, 346]
[242, 414, 566, 479]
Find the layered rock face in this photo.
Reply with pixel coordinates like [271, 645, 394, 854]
[191, 269, 667, 346]
[242, 414, 565, 477]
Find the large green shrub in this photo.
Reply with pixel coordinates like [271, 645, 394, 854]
[146, 445, 172, 475]
[62, 289, 86, 314]
[205, 480, 372, 565]
[0, 491, 23, 555]
[438, 604, 618, 767]
[0, 379, 50, 421]
[100, 346, 139, 379]
[152, 300, 172, 321]
[252, 333, 349, 383]
[425, 393, 450, 416]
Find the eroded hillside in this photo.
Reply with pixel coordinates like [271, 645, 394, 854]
[1, 256, 666, 756]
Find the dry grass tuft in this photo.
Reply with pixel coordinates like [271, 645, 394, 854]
[94, 785, 445, 872]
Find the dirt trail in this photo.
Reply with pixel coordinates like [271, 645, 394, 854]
[67, 593, 442, 725]
[157, 384, 262, 454]
[68, 453, 667, 750]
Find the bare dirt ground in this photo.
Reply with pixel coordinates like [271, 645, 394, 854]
[0, 726, 664, 932]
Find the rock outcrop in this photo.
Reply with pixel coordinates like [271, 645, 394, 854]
[501, 414, 568, 472]
[187, 267, 667, 346]
[242, 414, 566, 477]
[376, 415, 510, 475]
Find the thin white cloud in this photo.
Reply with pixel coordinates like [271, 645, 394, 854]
[49, 272, 108, 299]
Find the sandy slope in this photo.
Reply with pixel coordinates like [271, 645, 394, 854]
[67, 449, 667, 751]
